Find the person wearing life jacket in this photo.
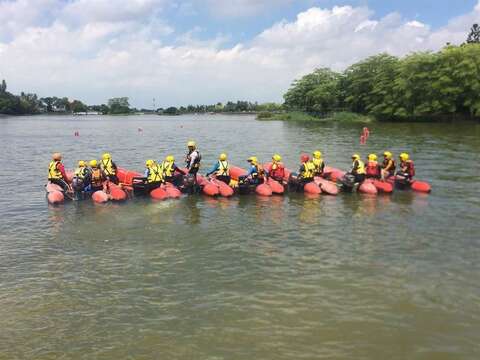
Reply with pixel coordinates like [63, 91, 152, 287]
[381, 151, 396, 180]
[185, 141, 201, 176]
[100, 153, 119, 184]
[365, 154, 381, 179]
[269, 154, 286, 182]
[244, 156, 266, 185]
[87, 159, 106, 192]
[298, 154, 316, 185]
[48, 152, 70, 192]
[144, 159, 164, 191]
[312, 150, 325, 176]
[349, 154, 366, 183]
[396, 153, 415, 181]
[72, 160, 90, 192]
[160, 155, 186, 186]
[206, 153, 231, 184]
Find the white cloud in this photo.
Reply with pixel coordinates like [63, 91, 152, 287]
[0, 1, 479, 107]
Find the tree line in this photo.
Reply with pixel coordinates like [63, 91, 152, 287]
[158, 101, 282, 115]
[284, 28, 480, 121]
[0, 81, 136, 116]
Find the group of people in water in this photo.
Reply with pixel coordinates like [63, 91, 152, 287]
[48, 140, 415, 194]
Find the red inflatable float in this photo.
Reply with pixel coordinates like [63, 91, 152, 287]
[255, 183, 272, 196]
[358, 181, 378, 195]
[150, 187, 168, 200]
[304, 182, 322, 195]
[314, 177, 339, 195]
[47, 191, 64, 204]
[92, 190, 109, 203]
[107, 183, 127, 201]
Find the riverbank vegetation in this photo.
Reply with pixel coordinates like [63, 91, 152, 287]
[283, 43, 480, 122]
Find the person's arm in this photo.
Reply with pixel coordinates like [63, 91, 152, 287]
[174, 165, 186, 175]
[298, 164, 305, 177]
[58, 163, 68, 180]
[245, 166, 255, 178]
[206, 162, 219, 176]
[144, 169, 149, 177]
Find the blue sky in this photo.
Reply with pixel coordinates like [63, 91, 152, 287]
[0, 0, 479, 107]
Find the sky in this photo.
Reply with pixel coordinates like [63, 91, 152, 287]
[0, 0, 479, 108]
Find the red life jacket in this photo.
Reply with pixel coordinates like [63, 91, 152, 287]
[401, 160, 415, 177]
[366, 161, 380, 177]
[270, 162, 285, 180]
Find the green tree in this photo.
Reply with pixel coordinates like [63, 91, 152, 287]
[0, 79, 6, 93]
[467, 24, 480, 44]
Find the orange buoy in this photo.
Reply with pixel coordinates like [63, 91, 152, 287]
[315, 177, 338, 195]
[108, 183, 127, 201]
[164, 183, 182, 198]
[359, 182, 378, 195]
[304, 182, 321, 194]
[203, 183, 219, 196]
[267, 178, 284, 194]
[47, 190, 64, 204]
[92, 190, 109, 203]
[255, 183, 272, 196]
[150, 187, 168, 200]
[411, 180, 431, 193]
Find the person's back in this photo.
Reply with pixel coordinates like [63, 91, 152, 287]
[100, 153, 119, 184]
[365, 154, 380, 179]
[89, 160, 105, 191]
[312, 151, 325, 176]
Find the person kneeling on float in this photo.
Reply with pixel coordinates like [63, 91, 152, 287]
[396, 153, 415, 183]
[270, 154, 286, 182]
[72, 160, 91, 198]
[381, 151, 396, 180]
[100, 153, 119, 184]
[349, 154, 366, 183]
[86, 160, 106, 192]
[298, 154, 316, 187]
[206, 153, 231, 184]
[312, 150, 325, 176]
[48, 152, 71, 192]
[185, 141, 201, 179]
[161, 155, 186, 186]
[144, 159, 164, 191]
[365, 154, 381, 179]
[241, 157, 266, 186]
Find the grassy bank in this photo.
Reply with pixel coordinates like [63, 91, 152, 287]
[257, 111, 374, 123]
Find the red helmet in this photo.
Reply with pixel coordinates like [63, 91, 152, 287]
[300, 154, 310, 163]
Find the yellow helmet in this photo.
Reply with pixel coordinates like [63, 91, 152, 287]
[52, 152, 62, 161]
[78, 160, 86, 167]
[313, 150, 322, 159]
[166, 155, 175, 162]
[89, 159, 98, 167]
[247, 156, 258, 164]
[145, 159, 155, 167]
[352, 154, 360, 160]
[272, 154, 282, 162]
[219, 153, 227, 161]
[400, 152, 409, 161]
[383, 151, 392, 159]
[187, 141, 196, 148]
[368, 154, 377, 161]
[102, 153, 111, 160]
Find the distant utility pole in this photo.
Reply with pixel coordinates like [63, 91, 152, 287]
[152, 98, 156, 111]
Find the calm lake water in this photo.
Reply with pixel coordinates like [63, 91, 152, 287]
[0, 114, 479, 359]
